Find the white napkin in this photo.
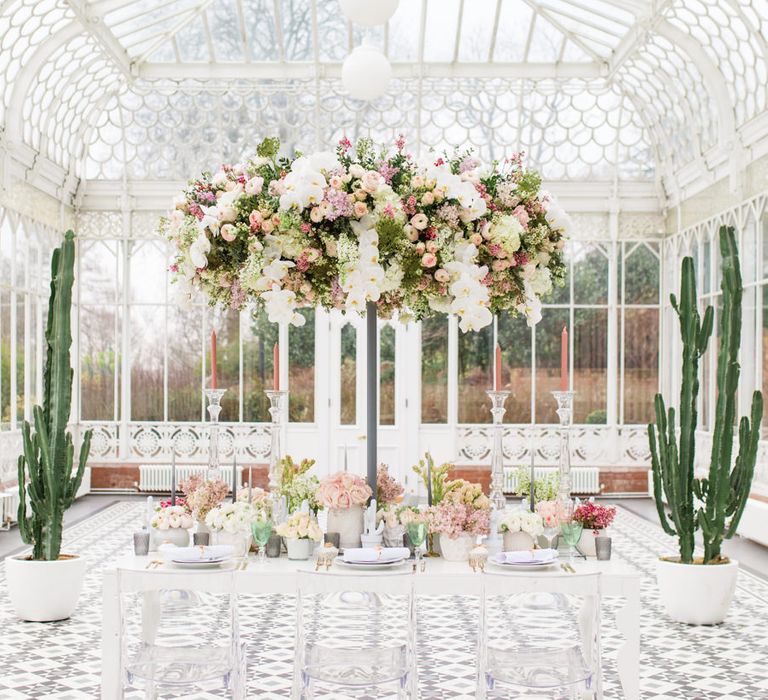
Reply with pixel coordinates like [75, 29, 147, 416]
[496, 548, 559, 564]
[160, 545, 235, 562]
[342, 547, 410, 563]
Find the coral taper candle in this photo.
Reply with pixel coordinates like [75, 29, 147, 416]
[273, 342, 280, 391]
[494, 343, 502, 391]
[560, 326, 569, 391]
[210, 331, 217, 389]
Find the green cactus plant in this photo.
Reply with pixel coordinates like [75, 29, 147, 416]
[17, 231, 93, 561]
[648, 226, 762, 564]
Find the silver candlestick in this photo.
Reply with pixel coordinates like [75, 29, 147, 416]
[205, 388, 227, 477]
[486, 389, 511, 511]
[552, 390, 575, 501]
[265, 389, 288, 493]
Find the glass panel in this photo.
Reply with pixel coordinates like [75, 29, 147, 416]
[15, 298, 24, 424]
[421, 317, 448, 424]
[573, 243, 608, 305]
[458, 0, 496, 61]
[80, 305, 117, 421]
[497, 311, 531, 423]
[242, 309, 276, 423]
[130, 241, 166, 304]
[534, 308, 568, 423]
[80, 240, 118, 305]
[763, 216, 768, 279]
[289, 308, 315, 423]
[742, 221, 758, 285]
[764, 285, 768, 436]
[703, 238, 712, 295]
[423, 0, 460, 62]
[340, 323, 356, 426]
[167, 305, 202, 422]
[574, 308, 608, 423]
[623, 308, 659, 424]
[458, 323, 492, 423]
[216, 310, 240, 421]
[624, 243, 659, 304]
[130, 306, 164, 421]
[379, 325, 395, 426]
[0, 289, 9, 427]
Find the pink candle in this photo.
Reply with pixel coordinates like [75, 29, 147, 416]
[273, 342, 280, 391]
[560, 326, 569, 391]
[494, 343, 502, 391]
[210, 331, 217, 389]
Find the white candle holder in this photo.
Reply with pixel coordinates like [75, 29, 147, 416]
[552, 390, 575, 501]
[205, 388, 227, 477]
[486, 389, 511, 511]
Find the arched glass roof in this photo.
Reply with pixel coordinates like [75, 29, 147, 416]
[1, 0, 768, 207]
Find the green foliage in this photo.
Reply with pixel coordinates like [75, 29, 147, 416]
[648, 226, 762, 564]
[585, 409, 607, 425]
[514, 467, 560, 500]
[412, 452, 455, 505]
[17, 231, 93, 561]
[256, 137, 280, 160]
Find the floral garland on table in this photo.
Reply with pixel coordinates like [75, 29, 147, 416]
[315, 472, 372, 509]
[427, 479, 491, 538]
[161, 136, 567, 331]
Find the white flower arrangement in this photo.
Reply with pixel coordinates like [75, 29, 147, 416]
[204, 501, 257, 534]
[275, 511, 323, 541]
[151, 505, 193, 531]
[498, 508, 544, 537]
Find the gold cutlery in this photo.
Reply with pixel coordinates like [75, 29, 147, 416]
[145, 559, 162, 570]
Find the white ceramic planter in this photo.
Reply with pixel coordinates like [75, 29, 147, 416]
[286, 538, 316, 560]
[382, 524, 406, 548]
[6, 554, 87, 621]
[327, 506, 364, 549]
[152, 526, 190, 549]
[212, 530, 252, 558]
[578, 528, 604, 557]
[502, 530, 536, 551]
[656, 557, 739, 625]
[439, 532, 476, 561]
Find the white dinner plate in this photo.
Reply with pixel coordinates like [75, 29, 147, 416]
[487, 559, 558, 571]
[170, 558, 232, 569]
[335, 559, 408, 570]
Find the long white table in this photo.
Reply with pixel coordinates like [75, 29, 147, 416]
[102, 555, 641, 699]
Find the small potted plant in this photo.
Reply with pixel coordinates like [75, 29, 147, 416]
[427, 480, 491, 561]
[276, 511, 323, 560]
[150, 504, 194, 548]
[205, 501, 257, 557]
[315, 472, 372, 549]
[498, 508, 544, 551]
[572, 501, 616, 557]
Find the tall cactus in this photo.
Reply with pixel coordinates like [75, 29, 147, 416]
[648, 226, 762, 564]
[17, 231, 93, 561]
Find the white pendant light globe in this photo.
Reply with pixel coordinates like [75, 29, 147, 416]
[338, 0, 399, 27]
[342, 45, 392, 101]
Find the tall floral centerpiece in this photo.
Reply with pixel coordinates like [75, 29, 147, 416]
[315, 472, 372, 549]
[150, 505, 194, 548]
[376, 465, 406, 546]
[427, 480, 491, 561]
[161, 137, 567, 492]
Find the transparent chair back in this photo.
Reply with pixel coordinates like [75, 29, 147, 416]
[117, 568, 245, 699]
[294, 570, 416, 699]
[478, 571, 601, 700]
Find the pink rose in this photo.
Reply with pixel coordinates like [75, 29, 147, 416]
[421, 192, 435, 206]
[353, 202, 368, 218]
[434, 269, 450, 283]
[513, 205, 530, 228]
[411, 213, 429, 230]
[336, 491, 351, 509]
[421, 253, 437, 268]
[245, 176, 264, 195]
[249, 210, 263, 226]
[361, 171, 382, 193]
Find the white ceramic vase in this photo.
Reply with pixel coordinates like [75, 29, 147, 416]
[212, 530, 252, 558]
[327, 506, 364, 549]
[578, 528, 607, 557]
[286, 538, 316, 560]
[6, 554, 87, 621]
[439, 532, 476, 561]
[152, 526, 190, 549]
[656, 557, 739, 625]
[502, 530, 535, 552]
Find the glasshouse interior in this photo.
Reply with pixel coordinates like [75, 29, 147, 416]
[1, 0, 768, 698]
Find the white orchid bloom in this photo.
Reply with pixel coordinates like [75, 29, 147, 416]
[189, 235, 211, 269]
[197, 205, 220, 235]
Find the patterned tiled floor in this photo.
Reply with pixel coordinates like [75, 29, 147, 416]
[1, 502, 767, 699]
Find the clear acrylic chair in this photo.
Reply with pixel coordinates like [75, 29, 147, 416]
[117, 567, 245, 699]
[294, 570, 416, 699]
[477, 570, 601, 700]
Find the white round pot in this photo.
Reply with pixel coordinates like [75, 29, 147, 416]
[152, 526, 190, 549]
[286, 538, 316, 560]
[577, 528, 606, 557]
[327, 506, 364, 550]
[502, 531, 535, 552]
[439, 532, 476, 562]
[212, 530, 252, 558]
[656, 557, 739, 625]
[6, 554, 87, 622]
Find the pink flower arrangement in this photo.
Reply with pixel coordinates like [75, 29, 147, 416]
[426, 479, 491, 538]
[315, 472, 372, 510]
[573, 501, 617, 533]
[159, 497, 189, 512]
[376, 464, 404, 505]
[535, 499, 570, 528]
[180, 474, 229, 521]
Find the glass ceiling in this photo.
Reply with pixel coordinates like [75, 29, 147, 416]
[1, 0, 767, 205]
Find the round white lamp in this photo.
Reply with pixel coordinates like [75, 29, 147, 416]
[342, 45, 392, 101]
[338, 0, 399, 26]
